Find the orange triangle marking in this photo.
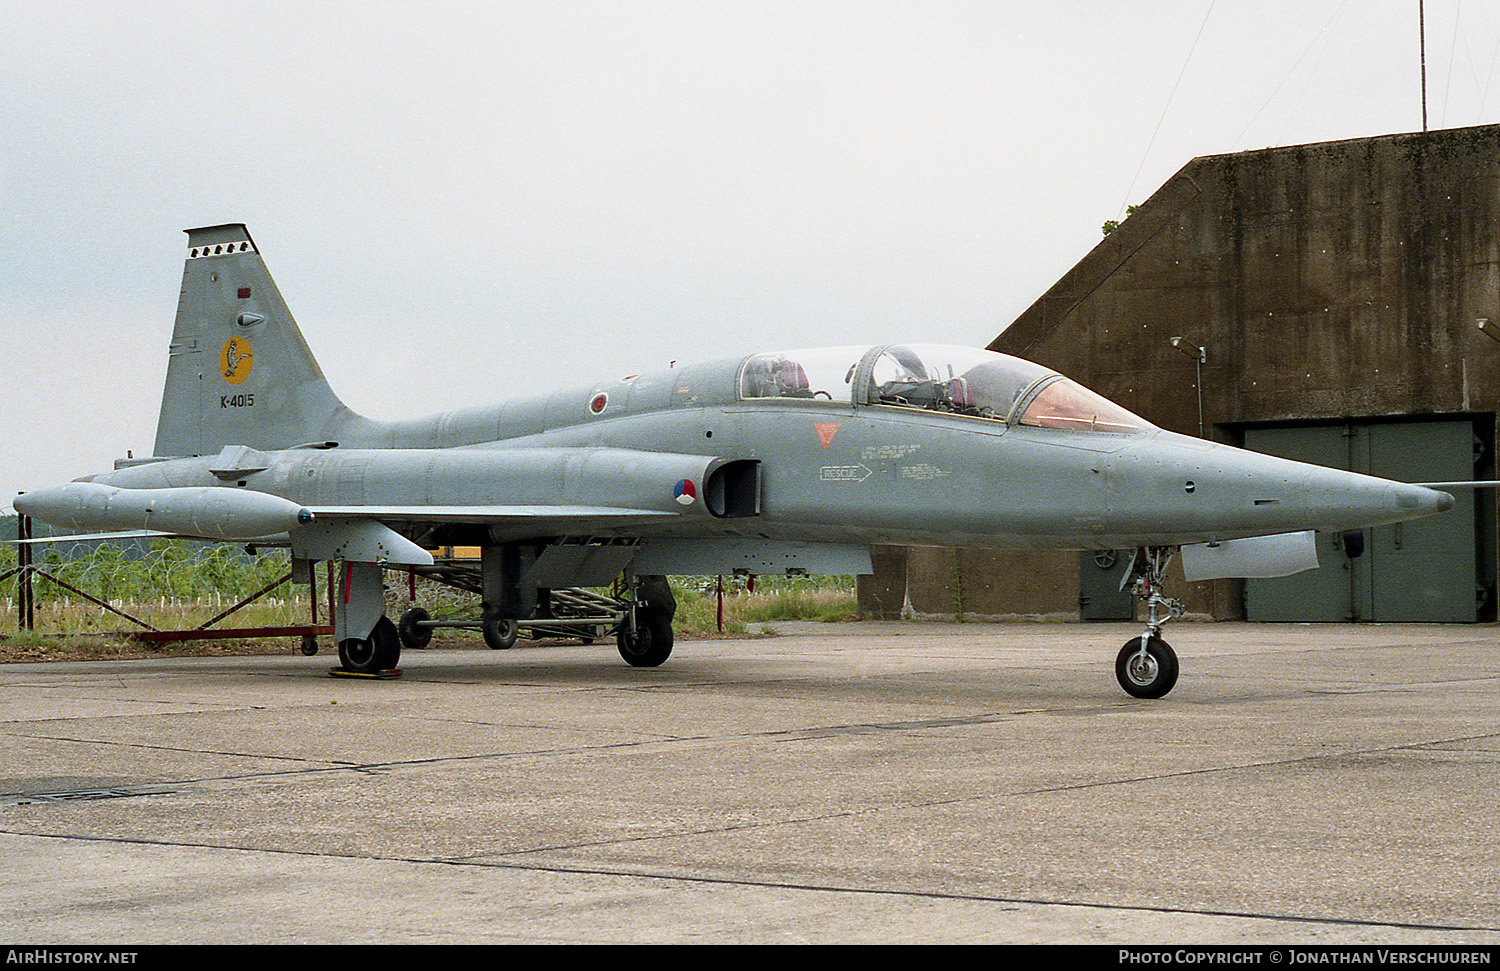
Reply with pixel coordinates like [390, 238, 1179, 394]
[815, 422, 841, 450]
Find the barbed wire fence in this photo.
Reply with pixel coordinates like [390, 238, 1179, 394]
[1, 536, 316, 637]
[1, 528, 480, 641]
[3, 521, 860, 641]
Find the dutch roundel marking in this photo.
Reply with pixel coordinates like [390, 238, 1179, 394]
[187, 240, 257, 260]
[588, 392, 609, 415]
[674, 479, 697, 505]
[221, 337, 253, 385]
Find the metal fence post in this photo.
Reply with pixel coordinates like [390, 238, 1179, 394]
[18, 512, 33, 631]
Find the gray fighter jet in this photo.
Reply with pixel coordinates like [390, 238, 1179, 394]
[15, 225, 1455, 697]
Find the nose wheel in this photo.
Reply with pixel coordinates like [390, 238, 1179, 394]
[1115, 635, 1178, 698]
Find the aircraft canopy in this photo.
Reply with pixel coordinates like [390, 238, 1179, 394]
[737, 344, 1153, 433]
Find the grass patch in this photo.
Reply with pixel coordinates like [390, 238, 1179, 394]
[0, 629, 299, 663]
[670, 576, 857, 636]
[2, 546, 861, 659]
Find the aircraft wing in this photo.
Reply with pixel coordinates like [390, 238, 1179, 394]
[8, 505, 679, 571]
[307, 504, 678, 524]
[289, 500, 700, 566]
[301, 505, 684, 558]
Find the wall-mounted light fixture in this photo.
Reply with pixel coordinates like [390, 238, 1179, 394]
[1168, 337, 1207, 439]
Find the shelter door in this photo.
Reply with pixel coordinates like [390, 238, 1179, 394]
[1243, 420, 1478, 622]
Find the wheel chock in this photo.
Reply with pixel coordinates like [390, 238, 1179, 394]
[328, 667, 403, 680]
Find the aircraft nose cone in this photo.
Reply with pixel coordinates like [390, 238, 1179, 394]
[1388, 481, 1455, 516]
[1328, 478, 1455, 529]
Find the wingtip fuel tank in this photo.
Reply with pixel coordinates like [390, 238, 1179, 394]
[14, 482, 313, 541]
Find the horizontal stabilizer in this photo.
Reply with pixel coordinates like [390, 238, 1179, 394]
[10, 529, 175, 545]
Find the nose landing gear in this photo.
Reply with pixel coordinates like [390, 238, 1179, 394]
[1115, 547, 1182, 699]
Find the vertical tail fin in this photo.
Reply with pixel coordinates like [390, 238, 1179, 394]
[153, 224, 359, 457]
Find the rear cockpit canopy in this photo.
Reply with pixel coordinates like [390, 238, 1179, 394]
[737, 344, 1153, 434]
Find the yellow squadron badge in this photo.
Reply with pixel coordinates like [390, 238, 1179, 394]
[221, 337, 253, 385]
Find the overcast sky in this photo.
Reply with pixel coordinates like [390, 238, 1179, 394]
[3, 0, 1498, 511]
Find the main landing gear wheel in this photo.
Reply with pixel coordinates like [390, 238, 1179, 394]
[1115, 635, 1179, 699]
[339, 615, 402, 674]
[482, 607, 519, 650]
[617, 605, 673, 667]
[398, 606, 433, 650]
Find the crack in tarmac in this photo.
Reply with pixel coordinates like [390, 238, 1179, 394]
[0, 828, 1491, 935]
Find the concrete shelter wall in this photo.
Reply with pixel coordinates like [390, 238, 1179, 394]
[915, 125, 1500, 621]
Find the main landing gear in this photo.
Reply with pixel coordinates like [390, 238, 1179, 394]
[481, 606, 519, 651]
[616, 574, 675, 667]
[334, 561, 402, 676]
[1114, 547, 1182, 699]
[326, 556, 679, 675]
[339, 615, 402, 674]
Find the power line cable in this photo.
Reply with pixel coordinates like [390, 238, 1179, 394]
[1230, 0, 1350, 151]
[1476, 0, 1500, 117]
[1119, 0, 1216, 219]
[1276, 9, 1342, 148]
[1442, 0, 1461, 127]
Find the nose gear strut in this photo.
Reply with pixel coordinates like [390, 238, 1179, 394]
[1115, 546, 1182, 698]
